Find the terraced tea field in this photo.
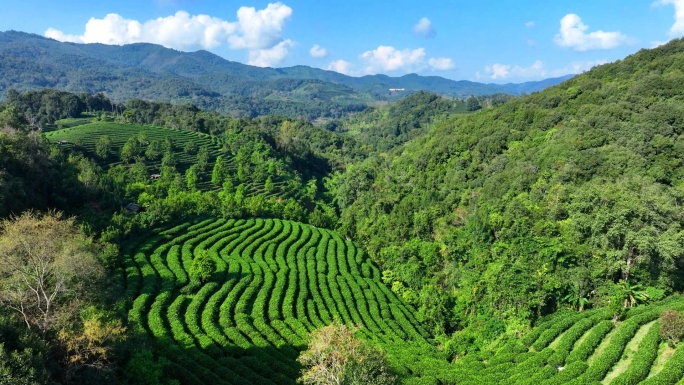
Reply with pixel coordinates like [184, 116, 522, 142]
[117, 215, 684, 384]
[119, 218, 437, 385]
[44, 122, 294, 196]
[448, 297, 684, 385]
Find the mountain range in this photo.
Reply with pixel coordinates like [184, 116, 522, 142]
[0, 31, 574, 119]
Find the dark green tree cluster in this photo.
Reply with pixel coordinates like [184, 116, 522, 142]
[0, 122, 96, 217]
[332, 91, 470, 151]
[6, 89, 116, 127]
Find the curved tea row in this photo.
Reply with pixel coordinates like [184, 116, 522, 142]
[447, 297, 684, 385]
[120, 218, 430, 385]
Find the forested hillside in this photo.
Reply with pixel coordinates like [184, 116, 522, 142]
[330, 38, 684, 343]
[328, 92, 513, 151]
[0, 31, 570, 120]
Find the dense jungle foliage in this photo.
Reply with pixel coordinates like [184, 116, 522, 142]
[328, 38, 684, 341]
[327, 92, 513, 151]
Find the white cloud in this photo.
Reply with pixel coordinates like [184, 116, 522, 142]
[45, 3, 295, 66]
[310, 44, 327, 59]
[651, 40, 669, 47]
[327, 60, 353, 75]
[654, 0, 684, 36]
[327, 48, 453, 75]
[553, 14, 628, 51]
[227, 3, 292, 50]
[483, 59, 607, 81]
[428, 57, 455, 70]
[249, 39, 295, 67]
[45, 11, 237, 50]
[357, 46, 454, 74]
[413, 17, 435, 37]
[525, 21, 535, 28]
[360, 45, 426, 73]
[486, 63, 512, 79]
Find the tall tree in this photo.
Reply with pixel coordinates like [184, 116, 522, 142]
[197, 146, 210, 171]
[211, 155, 228, 186]
[465, 95, 481, 111]
[120, 137, 141, 164]
[0, 212, 104, 338]
[297, 323, 396, 385]
[190, 250, 214, 285]
[95, 135, 112, 159]
[186, 165, 199, 191]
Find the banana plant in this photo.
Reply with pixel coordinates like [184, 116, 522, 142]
[562, 284, 591, 312]
[619, 279, 649, 308]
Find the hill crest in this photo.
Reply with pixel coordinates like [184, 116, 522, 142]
[0, 30, 573, 120]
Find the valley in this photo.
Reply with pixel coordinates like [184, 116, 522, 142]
[2, 5, 684, 384]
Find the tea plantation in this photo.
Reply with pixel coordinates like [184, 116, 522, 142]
[44, 121, 295, 197]
[447, 298, 684, 385]
[117, 215, 684, 384]
[119, 218, 440, 385]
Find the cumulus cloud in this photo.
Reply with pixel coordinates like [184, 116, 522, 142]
[484, 59, 607, 81]
[486, 63, 512, 79]
[310, 44, 327, 58]
[357, 46, 454, 74]
[45, 3, 295, 66]
[227, 3, 292, 50]
[249, 39, 295, 67]
[327, 60, 353, 75]
[553, 14, 628, 51]
[413, 17, 435, 37]
[525, 21, 535, 28]
[428, 57, 455, 70]
[359, 46, 423, 73]
[45, 12, 236, 49]
[654, 0, 684, 36]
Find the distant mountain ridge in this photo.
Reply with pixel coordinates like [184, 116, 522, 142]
[0, 30, 575, 119]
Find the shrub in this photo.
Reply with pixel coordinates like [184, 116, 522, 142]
[660, 309, 684, 348]
[190, 249, 215, 284]
[298, 323, 397, 385]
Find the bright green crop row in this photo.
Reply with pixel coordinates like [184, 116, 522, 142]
[547, 311, 609, 367]
[531, 312, 593, 351]
[610, 320, 661, 385]
[570, 306, 680, 384]
[640, 341, 684, 385]
[269, 221, 294, 321]
[566, 320, 615, 363]
[308, 242, 334, 324]
[185, 282, 221, 354]
[120, 218, 433, 384]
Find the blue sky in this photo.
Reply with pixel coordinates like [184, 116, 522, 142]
[1, 0, 683, 83]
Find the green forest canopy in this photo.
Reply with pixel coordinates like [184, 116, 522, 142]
[328, 37, 684, 337]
